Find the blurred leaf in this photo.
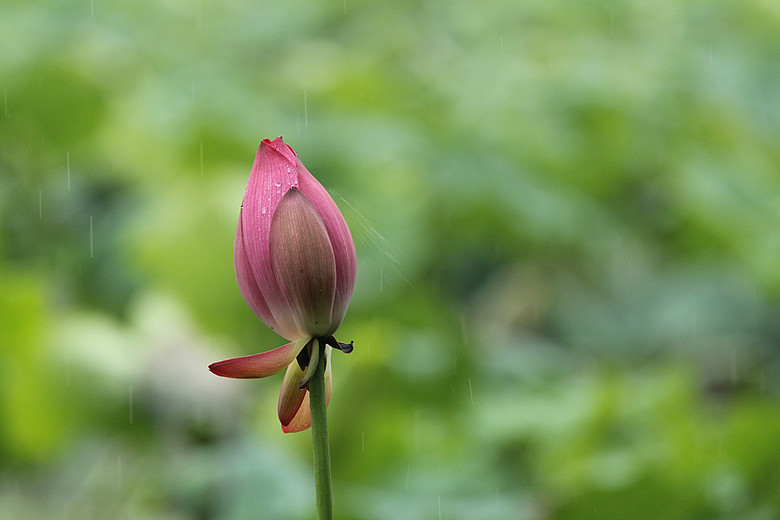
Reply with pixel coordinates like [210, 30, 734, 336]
[0, 272, 70, 461]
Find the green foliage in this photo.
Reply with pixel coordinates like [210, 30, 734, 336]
[2, 0, 780, 518]
[0, 272, 71, 462]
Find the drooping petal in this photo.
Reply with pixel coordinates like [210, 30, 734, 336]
[238, 138, 302, 340]
[209, 339, 307, 379]
[269, 188, 337, 337]
[281, 347, 332, 433]
[278, 358, 308, 427]
[297, 160, 357, 333]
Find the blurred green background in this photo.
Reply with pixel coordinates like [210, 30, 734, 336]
[2, 0, 780, 518]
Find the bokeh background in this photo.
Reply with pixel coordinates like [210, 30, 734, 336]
[2, 0, 780, 519]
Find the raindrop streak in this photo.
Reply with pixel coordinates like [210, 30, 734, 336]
[413, 408, 421, 451]
[200, 143, 204, 177]
[338, 196, 414, 289]
[67, 152, 71, 190]
[303, 90, 308, 127]
[89, 216, 94, 258]
[128, 385, 134, 424]
[459, 312, 468, 344]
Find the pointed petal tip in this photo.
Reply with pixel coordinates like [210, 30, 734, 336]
[260, 136, 296, 161]
[281, 423, 309, 434]
[208, 358, 264, 379]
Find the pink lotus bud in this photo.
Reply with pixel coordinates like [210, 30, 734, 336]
[234, 137, 356, 340]
[210, 137, 356, 433]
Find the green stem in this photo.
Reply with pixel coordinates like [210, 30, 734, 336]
[309, 338, 333, 520]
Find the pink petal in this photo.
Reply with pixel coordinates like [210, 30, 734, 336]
[297, 159, 357, 333]
[234, 212, 296, 339]
[269, 188, 337, 337]
[281, 348, 332, 433]
[235, 137, 355, 339]
[237, 138, 302, 340]
[208, 339, 306, 379]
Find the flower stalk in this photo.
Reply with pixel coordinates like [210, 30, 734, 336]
[309, 338, 333, 520]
